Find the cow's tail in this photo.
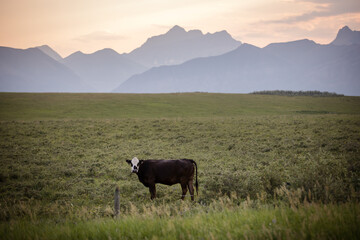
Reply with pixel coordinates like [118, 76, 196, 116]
[189, 159, 198, 195]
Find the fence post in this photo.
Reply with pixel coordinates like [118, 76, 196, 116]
[114, 186, 120, 217]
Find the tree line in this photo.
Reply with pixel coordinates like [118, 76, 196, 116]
[251, 90, 344, 97]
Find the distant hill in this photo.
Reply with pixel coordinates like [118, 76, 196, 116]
[63, 48, 146, 92]
[331, 26, 360, 46]
[126, 25, 241, 68]
[0, 46, 92, 92]
[36, 45, 63, 62]
[114, 36, 360, 96]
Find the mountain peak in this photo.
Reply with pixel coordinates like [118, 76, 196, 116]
[94, 48, 119, 56]
[38, 44, 50, 49]
[73, 50, 85, 56]
[331, 26, 360, 46]
[340, 26, 351, 32]
[128, 25, 241, 67]
[167, 25, 186, 34]
[36, 45, 63, 61]
[99, 47, 117, 52]
[266, 38, 315, 46]
[215, 30, 229, 35]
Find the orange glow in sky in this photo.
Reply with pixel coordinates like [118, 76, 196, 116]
[0, 0, 359, 57]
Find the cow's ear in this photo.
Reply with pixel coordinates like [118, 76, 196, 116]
[139, 160, 144, 165]
[126, 160, 131, 165]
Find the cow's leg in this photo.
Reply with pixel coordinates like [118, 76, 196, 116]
[181, 183, 188, 200]
[188, 180, 195, 201]
[149, 184, 156, 200]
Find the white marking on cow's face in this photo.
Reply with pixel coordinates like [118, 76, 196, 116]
[130, 157, 140, 173]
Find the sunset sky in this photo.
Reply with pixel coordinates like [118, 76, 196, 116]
[1, 0, 359, 57]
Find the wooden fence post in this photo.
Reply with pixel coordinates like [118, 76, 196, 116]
[114, 186, 120, 217]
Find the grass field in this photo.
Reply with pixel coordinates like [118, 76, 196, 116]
[0, 93, 359, 239]
[1, 92, 359, 120]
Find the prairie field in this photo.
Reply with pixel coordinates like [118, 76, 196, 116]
[0, 93, 359, 239]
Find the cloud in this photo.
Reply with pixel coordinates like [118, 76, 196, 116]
[263, 0, 360, 24]
[75, 31, 127, 42]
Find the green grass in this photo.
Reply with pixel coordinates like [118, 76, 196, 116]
[2, 201, 359, 240]
[0, 93, 359, 120]
[0, 92, 359, 239]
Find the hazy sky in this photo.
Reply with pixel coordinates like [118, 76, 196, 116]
[1, 0, 359, 57]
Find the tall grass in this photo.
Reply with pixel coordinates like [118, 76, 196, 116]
[1, 189, 359, 240]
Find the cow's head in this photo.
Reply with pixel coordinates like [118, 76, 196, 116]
[126, 157, 143, 173]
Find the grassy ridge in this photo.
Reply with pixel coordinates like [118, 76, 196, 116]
[0, 93, 359, 239]
[0, 93, 359, 120]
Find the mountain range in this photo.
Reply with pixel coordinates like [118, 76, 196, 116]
[126, 25, 241, 67]
[62, 49, 146, 92]
[0, 47, 92, 92]
[114, 26, 360, 96]
[0, 26, 241, 93]
[1, 25, 360, 95]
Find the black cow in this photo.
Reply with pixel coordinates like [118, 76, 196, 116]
[126, 157, 198, 200]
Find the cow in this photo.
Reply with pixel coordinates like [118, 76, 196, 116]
[126, 157, 198, 200]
